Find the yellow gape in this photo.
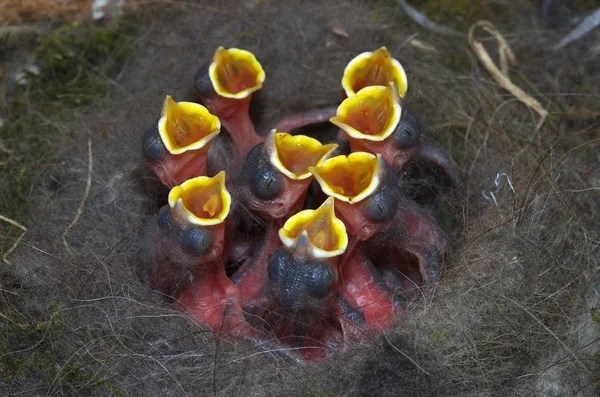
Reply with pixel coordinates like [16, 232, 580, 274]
[342, 46, 407, 98]
[158, 95, 221, 155]
[309, 152, 384, 204]
[279, 197, 348, 259]
[267, 130, 338, 180]
[208, 47, 265, 99]
[330, 84, 401, 142]
[168, 171, 231, 226]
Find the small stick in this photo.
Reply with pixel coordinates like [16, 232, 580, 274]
[395, 0, 464, 37]
[63, 138, 93, 254]
[553, 8, 600, 51]
[0, 215, 27, 264]
[477, 21, 518, 75]
[468, 21, 548, 130]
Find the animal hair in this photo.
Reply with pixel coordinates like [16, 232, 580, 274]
[1, 0, 599, 395]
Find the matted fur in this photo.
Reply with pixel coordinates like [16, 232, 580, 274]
[1, 0, 599, 396]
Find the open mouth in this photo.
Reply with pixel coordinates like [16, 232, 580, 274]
[278, 197, 348, 259]
[341, 46, 407, 98]
[208, 47, 265, 99]
[146, 45, 453, 361]
[330, 84, 401, 142]
[168, 171, 231, 225]
[268, 131, 338, 180]
[309, 152, 383, 203]
[158, 95, 221, 155]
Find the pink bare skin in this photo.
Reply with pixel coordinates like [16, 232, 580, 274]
[230, 143, 314, 222]
[142, 127, 212, 188]
[325, 167, 444, 285]
[347, 137, 420, 172]
[151, 205, 254, 337]
[359, 198, 445, 291]
[233, 238, 345, 361]
[333, 201, 444, 344]
[336, 250, 396, 341]
[245, 177, 311, 221]
[272, 103, 461, 184]
[195, 67, 263, 157]
[391, 198, 445, 284]
[346, 199, 443, 280]
[147, 147, 210, 188]
[152, 211, 226, 297]
[333, 199, 391, 241]
[232, 225, 281, 307]
[171, 222, 253, 337]
[200, 94, 263, 156]
[273, 106, 337, 133]
[233, 236, 345, 361]
[417, 143, 462, 186]
[176, 262, 251, 337]
[349, 139, 461, 185]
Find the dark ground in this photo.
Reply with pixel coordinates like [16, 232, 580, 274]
[0, 0, 599, 396]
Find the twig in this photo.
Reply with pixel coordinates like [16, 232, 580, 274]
[408, 38, 439, 53]
[0, 215, 27, 263]
[395, 0, 464, 37]
[468, 21, 548, 130]
[553, 8, 600, 51]
[63, 138, 93, 254]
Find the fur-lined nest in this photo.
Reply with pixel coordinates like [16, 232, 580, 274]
[1, 0, 599, 396]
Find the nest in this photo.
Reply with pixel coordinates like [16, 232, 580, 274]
[0, 0, 598, 395]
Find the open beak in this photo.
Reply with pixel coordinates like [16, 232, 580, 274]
[330, 84, 401, 142]
[309, 153, 392, 240]
[168, 171, 231, 226]
[152, 171, 231, 299]
[242, 130, 338, 220]
[330, 84, 423, 172]
[144, 95, 221, 188]
[279, 197, 348, 259]
[267, 130, 338, 180]
[342, 47, 407, 98]
[195, 47, 265, 155]
[164, 171, 254, 336]
[158, 95, 221, 155]
[309, 152, 384, 204]
[209, 47, 265, 99]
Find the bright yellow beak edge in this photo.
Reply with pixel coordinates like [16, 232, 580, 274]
[168, 171, 231, 226]
[341, 46, 408, 98]
[158, 95, 221, 155]
[268, 130, 338, 180]
[279, 197, 348, 259]
[208, 47, 266, 99]
[309, 152, 384, 204]
[330, 84, 401, 142]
